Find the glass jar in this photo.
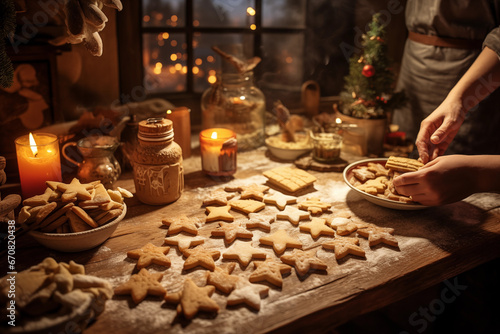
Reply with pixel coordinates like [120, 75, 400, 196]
[201, 71, 265, 151]
[132, 118, 184, 205]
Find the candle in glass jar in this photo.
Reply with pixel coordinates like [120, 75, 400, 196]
[15, 133, 62, 198]
[199, 128, 237, 176]
[166, 106, 191, 158]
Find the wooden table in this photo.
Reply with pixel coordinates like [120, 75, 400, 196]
[5, 148, 500, 333]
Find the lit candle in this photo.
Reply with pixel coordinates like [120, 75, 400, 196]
[199, 128, 237, 176]
[166, 106, 191, 158]
[15, 133, 62, 198]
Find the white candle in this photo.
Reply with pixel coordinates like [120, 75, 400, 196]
[199, 128, 237, 176]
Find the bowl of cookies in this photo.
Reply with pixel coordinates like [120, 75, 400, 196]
[265, 133, 313, 161]
[21, 178, 132, 252]
[343, 157, 428, 210]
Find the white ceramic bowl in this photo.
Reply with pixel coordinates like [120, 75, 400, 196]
[29, 204, 127, 252]
[265, 135, 312, 161]
[343, 158, 428, 210]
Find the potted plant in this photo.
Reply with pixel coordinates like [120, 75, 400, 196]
[335, 13, 404, 156]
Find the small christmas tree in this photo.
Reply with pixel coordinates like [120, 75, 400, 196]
[340, 13, 404, 119]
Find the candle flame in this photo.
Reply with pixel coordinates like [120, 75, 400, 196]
[211, 131, 218, 139]
[336, 118, 342, 124]
[29, 132, 38, 156]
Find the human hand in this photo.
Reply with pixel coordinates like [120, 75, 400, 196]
[415, 97, 466, 164]
[392, 155, 478, 206]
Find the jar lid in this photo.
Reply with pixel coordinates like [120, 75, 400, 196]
[138, 118, 174, 142]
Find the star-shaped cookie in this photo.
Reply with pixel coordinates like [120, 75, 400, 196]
[182, 246, 221, 271]
[162, 214, 199, 235]
[206, 263, 240, 294]
[246, 208, 277, 232]
[211, 221, 253, 244]
[165, 278, 219, 319]
[202, 188, 236, 206]
[299, 217, 335, 239]
[222, 241, 268, 267]
[321, 237, 366, 260]
[275, 206, 310, 225]
[249, 258, 292, 288]
[329, 217, 359, 236]
[280, 249, 328, 276]
[357, 225, 398, 247]
[126, 243, 171, 269]
[259, 229, 302, 255]
[56, 178, 95, 202]
[205, 205, 234, 222]
[226, 280, 269, 310]
[239, 184, 270, 201]
[114, 268, 166, 304]
[164, 234, 205, 251]
[263, 191, 297, 210]
[298, 197, 331, 215]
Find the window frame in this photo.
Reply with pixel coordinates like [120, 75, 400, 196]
[117, 0, 309, 125]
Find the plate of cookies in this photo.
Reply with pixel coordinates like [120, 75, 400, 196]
[343, 157, 428, 210]
[21, 178, 131, 252]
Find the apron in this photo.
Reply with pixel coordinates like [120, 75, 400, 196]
[393, 0, 500, 155]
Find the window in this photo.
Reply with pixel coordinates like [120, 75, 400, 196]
[117, 1, 355, 124]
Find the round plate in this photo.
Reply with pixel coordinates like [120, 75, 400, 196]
[29, 203, 127, 252]
[343, 158, 428, 210]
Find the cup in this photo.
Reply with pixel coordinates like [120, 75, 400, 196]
[62, 135, 121, 188]
[310, 132, 343, 163]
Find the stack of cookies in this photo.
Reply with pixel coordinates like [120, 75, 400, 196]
[18, 178, 132, 233]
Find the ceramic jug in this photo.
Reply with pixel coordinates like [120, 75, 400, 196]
[62, 135, 121, 188]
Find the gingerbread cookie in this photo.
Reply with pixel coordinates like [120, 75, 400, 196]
[275, 206, 310, 225]
[299, 217, 335, 239]
[164, 234, 205, 251]
[357, 224, 398, 247]
[226, 280, 269, 310]
[56, 178, 95, 202]
[385, 156, 423, 173]
[126, 243, 171, 269]
[328, 217, 358, 236]
[238, 183, 270, 201]
[229, 199, 265, 214]
[356, 176, 388, 195]
[321, 237, 365, 260]
[367, 162, 390, 177]
[114, 268, 166, 304]
[259, 229, 302, 255]
[263, 166, 316, 193]
[249, 258, 292, 288]
[263, 191, 297, 210]
[202, 188, 236, 206]
[280, 249, 328, 276]
[182, 246, 221, 271]
[352, 167, 375, 183]
[162, 214, 199, 235]
[205, 205, 234, 222]
[211, 221, 253, 244]
[165, 277, 219, 319]
[298, 197, 331, 215]
[247, 209, 276, 232]
[206, 263, 240, 294]
[222, 241, 268, 267]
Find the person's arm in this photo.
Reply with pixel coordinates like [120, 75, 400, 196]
[393, 155, 500, 206]
[416, 47, 500, 163]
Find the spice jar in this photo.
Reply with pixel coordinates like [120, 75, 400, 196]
[201, 71, 265, 151]
[132, 118, 184, 205]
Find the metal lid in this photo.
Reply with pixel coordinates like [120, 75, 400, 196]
[138, 118, 174, 142]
